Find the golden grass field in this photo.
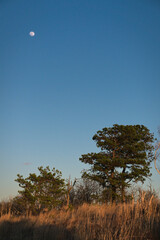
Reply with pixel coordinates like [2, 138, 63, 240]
[0, 195, 160, 240]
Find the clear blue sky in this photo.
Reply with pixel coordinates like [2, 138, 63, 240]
[0, 0, 160, 200]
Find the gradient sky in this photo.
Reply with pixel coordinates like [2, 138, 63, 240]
[0, 0, 160, 200]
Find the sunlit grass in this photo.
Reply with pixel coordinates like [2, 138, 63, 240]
[0, 195, 160, 240]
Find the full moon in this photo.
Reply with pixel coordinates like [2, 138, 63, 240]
[29, 31, 35, 37]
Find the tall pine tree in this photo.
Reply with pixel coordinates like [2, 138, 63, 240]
[79, 124, 154, 202]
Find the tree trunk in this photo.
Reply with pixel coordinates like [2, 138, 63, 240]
[110, 169, 116, 203]
[121, 167, 126, 202]
[111, 185, 116, 203]
[121, 185, 125, 202]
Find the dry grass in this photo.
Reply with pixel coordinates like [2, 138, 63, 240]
[0, 196, 160, 240]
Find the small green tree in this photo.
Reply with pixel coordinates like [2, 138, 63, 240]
[79, 124, 154, 202]
[15, 166, 65, 214]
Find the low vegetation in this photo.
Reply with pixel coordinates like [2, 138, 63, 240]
[0, 192, 160, 240]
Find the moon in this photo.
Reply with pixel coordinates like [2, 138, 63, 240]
[29, 31, 35, 37]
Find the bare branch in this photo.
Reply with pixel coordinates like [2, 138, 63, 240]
[154, 142, 160, 175]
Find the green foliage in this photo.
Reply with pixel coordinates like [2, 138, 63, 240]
[15, 166, 66, 214]
[79, 124, 154, 202]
